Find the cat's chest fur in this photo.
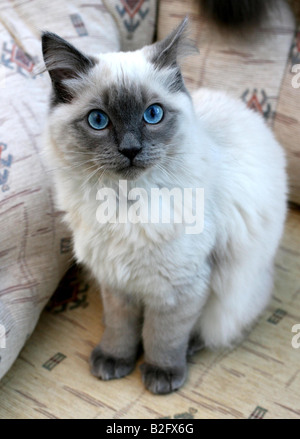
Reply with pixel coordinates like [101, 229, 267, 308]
[64, 190, 214, 307]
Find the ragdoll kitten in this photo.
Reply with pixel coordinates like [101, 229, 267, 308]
[42, 18, 287, 394]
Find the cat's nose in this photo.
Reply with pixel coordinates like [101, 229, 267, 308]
[118, 133, 142, 161]
[119, 145, 142, 160]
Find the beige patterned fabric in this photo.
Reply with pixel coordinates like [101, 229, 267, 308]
[273, 25, 300, 204]
[102, 0, 157, 51]
[157, 0, 299, 204]
[0, 0, 120, 379]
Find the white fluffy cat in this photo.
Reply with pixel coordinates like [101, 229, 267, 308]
[42, 18, 287, 394]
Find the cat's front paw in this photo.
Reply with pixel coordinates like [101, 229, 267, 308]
[140, 363, 187, 394]
[90, 346, 136, 380]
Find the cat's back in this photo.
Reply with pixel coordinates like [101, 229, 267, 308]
[191, 87, 287, 253]
[192, 88, 281, 157]
[191, 87, 286, 187]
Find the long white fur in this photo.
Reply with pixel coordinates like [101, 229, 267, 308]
[45, 48, 287, 350]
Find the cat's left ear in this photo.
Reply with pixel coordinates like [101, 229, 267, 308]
[41, 32, 96, 104]
[150, 17, 198, 71]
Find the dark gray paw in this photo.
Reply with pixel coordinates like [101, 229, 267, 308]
[187, 334, 205, 357]
[90, 346, 136, 380]
[140, 363, 187, 394]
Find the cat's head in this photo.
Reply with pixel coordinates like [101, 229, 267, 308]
[42, 18, 197, 183]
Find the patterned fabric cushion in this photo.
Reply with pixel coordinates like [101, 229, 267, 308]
[102, 0, 157, 51]
[157, 0, 299, 204]
[0, 0, 120, 380]
[273, 26, 300, 204]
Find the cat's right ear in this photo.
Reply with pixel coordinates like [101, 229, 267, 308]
[150, 17, 198, 71]
[41, 32, 96, 104]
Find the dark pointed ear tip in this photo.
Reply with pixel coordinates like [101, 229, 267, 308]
[41, 31, 66, 48]
[168, 16, 189, 39]
[182, 15, 189, 26]
[178, 16, 190, 32]
[175, 16, 199, 55]
[41, 31, 48, 44]
[41, 31, 56, 41]
[41, 31, 55, 48]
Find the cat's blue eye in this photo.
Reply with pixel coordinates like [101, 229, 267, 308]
[88, 110, 109, 130]
[143, 104, 164, 125]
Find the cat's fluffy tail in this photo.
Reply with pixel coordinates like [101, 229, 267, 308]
[199, 0, 276, 29]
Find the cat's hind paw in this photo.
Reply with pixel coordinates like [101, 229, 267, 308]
[140, 363, 187, 394]
[187, 334, 205, 357]
[90, 346, 136, 380]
